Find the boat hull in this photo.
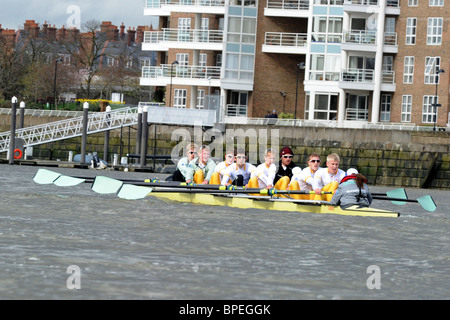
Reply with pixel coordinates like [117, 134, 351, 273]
[149, 192, 400, 218]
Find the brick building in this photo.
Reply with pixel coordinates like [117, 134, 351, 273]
[141, 0, 449, 129]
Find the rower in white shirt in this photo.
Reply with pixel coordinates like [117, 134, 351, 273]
[248, 148, 277, 190]
[289, 152, 322, 200]
[311, 153, 346, 201]
[221, 149, 256, 187]
[210, 148, 235, 185]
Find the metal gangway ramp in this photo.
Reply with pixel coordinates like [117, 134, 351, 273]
[0, 107, 139, 153]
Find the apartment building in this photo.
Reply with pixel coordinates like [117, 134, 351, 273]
[141, 0, 449, 129]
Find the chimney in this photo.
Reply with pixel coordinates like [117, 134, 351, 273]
[120, 23, 125, 39]
[47, 24, 57, 41]
[136, 26, 144, 44]
[127, 27, 136, 46]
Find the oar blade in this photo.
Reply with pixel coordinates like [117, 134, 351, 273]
[54, 175, 86, 187]
[92, 176, 123, 194]
[386, 188, 408, 205]
[117, 184, 152, 200]
[33, 169, 61, 184]
[417, 195, 437, 212]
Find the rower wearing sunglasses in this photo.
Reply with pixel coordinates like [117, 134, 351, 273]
[273, 146, 301, 192]
[289, 152, 322, 200]
[171, 143, 199, 182]
[220, 149, 256, 187]
[209, 148, 236, 185]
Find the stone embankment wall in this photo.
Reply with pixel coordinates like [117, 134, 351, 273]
[1, 115, 449, 189]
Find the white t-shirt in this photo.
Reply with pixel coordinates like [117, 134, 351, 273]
[252, 163, 276, 188]
[290, 167, 321, 191]
[312, 167, 346, 190]
[221, 163, 256, 185]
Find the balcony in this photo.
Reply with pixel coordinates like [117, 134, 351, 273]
[142, 29, 224, 51]
[342, 30, 398, 53]
[339, 68, 395, 91]
[140, 64, 221, 87]
[262, 32, 307, 54]
[343, 0, 399, 15]
[144, 0, 225, 16]
[265, 0, 310, 18]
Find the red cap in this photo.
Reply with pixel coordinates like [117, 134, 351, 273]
[280, 146, 293, 156]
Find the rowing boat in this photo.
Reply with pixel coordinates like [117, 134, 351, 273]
[144, 190, 400, 218]
[33, 169, 439, 218]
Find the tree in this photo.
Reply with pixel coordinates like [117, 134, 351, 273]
[59, 19, 108, 99]
[0, 36, 24, 100]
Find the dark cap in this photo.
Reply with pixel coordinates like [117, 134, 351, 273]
[280, 146, 293, 156]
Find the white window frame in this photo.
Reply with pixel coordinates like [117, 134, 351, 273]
[429, 0, 444, 6]
[178, 18, 191, 42]
[406, 18, 417, 45]
[401, 95, 412, 122]
[408, 0, 418, 6]
[174, 89, 187, 108]
[423, 95, 437, 123]
[427, 17, 443, 45]
[196, 89, 205, 109]
[424, 56, 441, 84]
[403, 56, 415, 84]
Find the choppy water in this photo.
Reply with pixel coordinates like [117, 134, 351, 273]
[0, 164, 448, 300]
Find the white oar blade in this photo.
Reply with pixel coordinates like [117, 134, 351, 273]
[92, 176, 123, 194]
[33, 169, 61, 184]
[54, 175, 86, 187]
[117, 184, 152, 200]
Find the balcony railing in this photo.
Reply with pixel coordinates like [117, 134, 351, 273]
[142, 65, 221, 80]
[343, 30, 376, 44]
[145, 0, 225, 8]
[382, 71, 395, 84]
[226, 104, 247, 117]
[265, 32, 307, 47]
[144, 29, 223, 44]
[343, 0, 399, 7]
[266, 0, 309, 10]
[341, 68, 374, 83]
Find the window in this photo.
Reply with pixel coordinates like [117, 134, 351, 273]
[381, 95, 391, 122]
[140, 58, 151, 67]
[427, 18, 443, 45]
[199, 54, 207, 67]
[403, 56, 415, 84]
[424, 56, 441, 84]
[429, 0, 444, 6]
[346, 95, 368, 121]
[422, 95, 437, 123]
[406, 18, 417, 45]
[178, 18, 191, 42]
[174, 89, 187, 108]
[408, 0, 418, 5]
[314, 94, 338, 120]
[196, 89, 205, 109]
[107, 57, 119, 67]
[401, 95, 412, 122]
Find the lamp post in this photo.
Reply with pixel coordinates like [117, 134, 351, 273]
[294, 62, 305, 119]
[53, 58, 63, 110]
[433, 67, 444, 132]
[169, 60, 179, 108]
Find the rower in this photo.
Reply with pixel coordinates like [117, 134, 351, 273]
[209, 148, 236, 185]
[312, 153, 346, 201]
[248, 148, 276, 190]
[221, 149, 256, 187]
[330, 168, 373, 209]
[172, 143, 198, 182]
[185, 145, 216, 185]
[289, 152, 322, 200]
[273, 146, 301, 194]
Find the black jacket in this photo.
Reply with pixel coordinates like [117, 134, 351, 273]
[274, 160, 298, 185]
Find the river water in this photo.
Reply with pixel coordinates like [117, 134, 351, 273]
[0, 164, 448, 300]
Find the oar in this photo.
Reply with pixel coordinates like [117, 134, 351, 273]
[33, 168, 224, 189]
[372, 195, 437, 212]
[371, 188, 408, 204]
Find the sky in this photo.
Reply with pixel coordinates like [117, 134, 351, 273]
[0, 0, 157, 30]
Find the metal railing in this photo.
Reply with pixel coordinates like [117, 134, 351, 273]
[142, 65, 221, 80]
[341, 68, 374, 83]
[144, 29, 223, 44]
[265, 32, 308, 47]
[145, 0, 225, 8]
[0, 108, 85, 118]
[0, 107, 139, 153]
[266, 0, 309, 10]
